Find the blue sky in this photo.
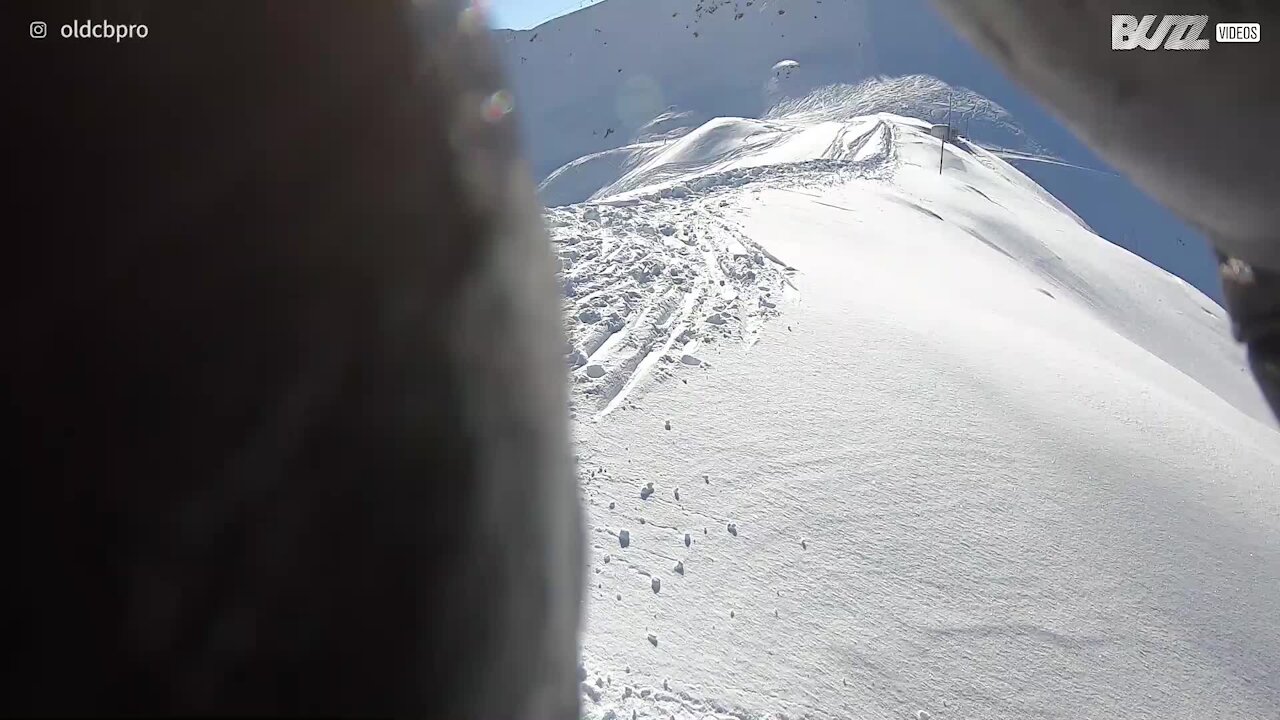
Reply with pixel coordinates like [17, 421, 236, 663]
[488, 0, 605, 29]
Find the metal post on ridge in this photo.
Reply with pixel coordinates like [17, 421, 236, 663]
[939, 90, 952, 175]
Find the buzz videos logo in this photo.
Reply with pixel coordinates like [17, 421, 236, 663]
[1112, 15, 1210, 50]
[1112, 15, 1260, 50]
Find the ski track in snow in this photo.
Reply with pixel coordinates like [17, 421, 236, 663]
[552, 191, 807, 421]
[548, 104, 1280, 720]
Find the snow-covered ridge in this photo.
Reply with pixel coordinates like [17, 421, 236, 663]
[495, 0, 1053, 181]
[548, 109, 1276, 430]
[537, 77, 1048, 208]
[593, 113, 895, 200]
[539, 111, 896, 207]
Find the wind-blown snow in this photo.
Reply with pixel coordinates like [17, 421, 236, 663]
[765, 75, 1047, 156]
[548, 102, 1280, 719]
[539, 140, 669, 208]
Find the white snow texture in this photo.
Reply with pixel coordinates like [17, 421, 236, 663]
[503, 2, 1280, 719]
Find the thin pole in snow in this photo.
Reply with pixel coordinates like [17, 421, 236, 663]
[940, 91, 952, 175]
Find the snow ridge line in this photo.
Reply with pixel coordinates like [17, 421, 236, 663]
[594, 117, 899, 204]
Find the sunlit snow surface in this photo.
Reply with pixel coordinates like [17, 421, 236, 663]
[547, 107, 1280, 720]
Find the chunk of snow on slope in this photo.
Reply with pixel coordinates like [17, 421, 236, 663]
[771, 59, 800, 75]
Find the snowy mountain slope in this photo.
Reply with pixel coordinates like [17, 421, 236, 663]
[546, 109, 1280, 719]
[553, 110, 1274, 427]
[494, 0, 1229, 302]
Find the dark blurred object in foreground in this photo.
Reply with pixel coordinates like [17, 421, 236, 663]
[6, 1, 582, 715]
